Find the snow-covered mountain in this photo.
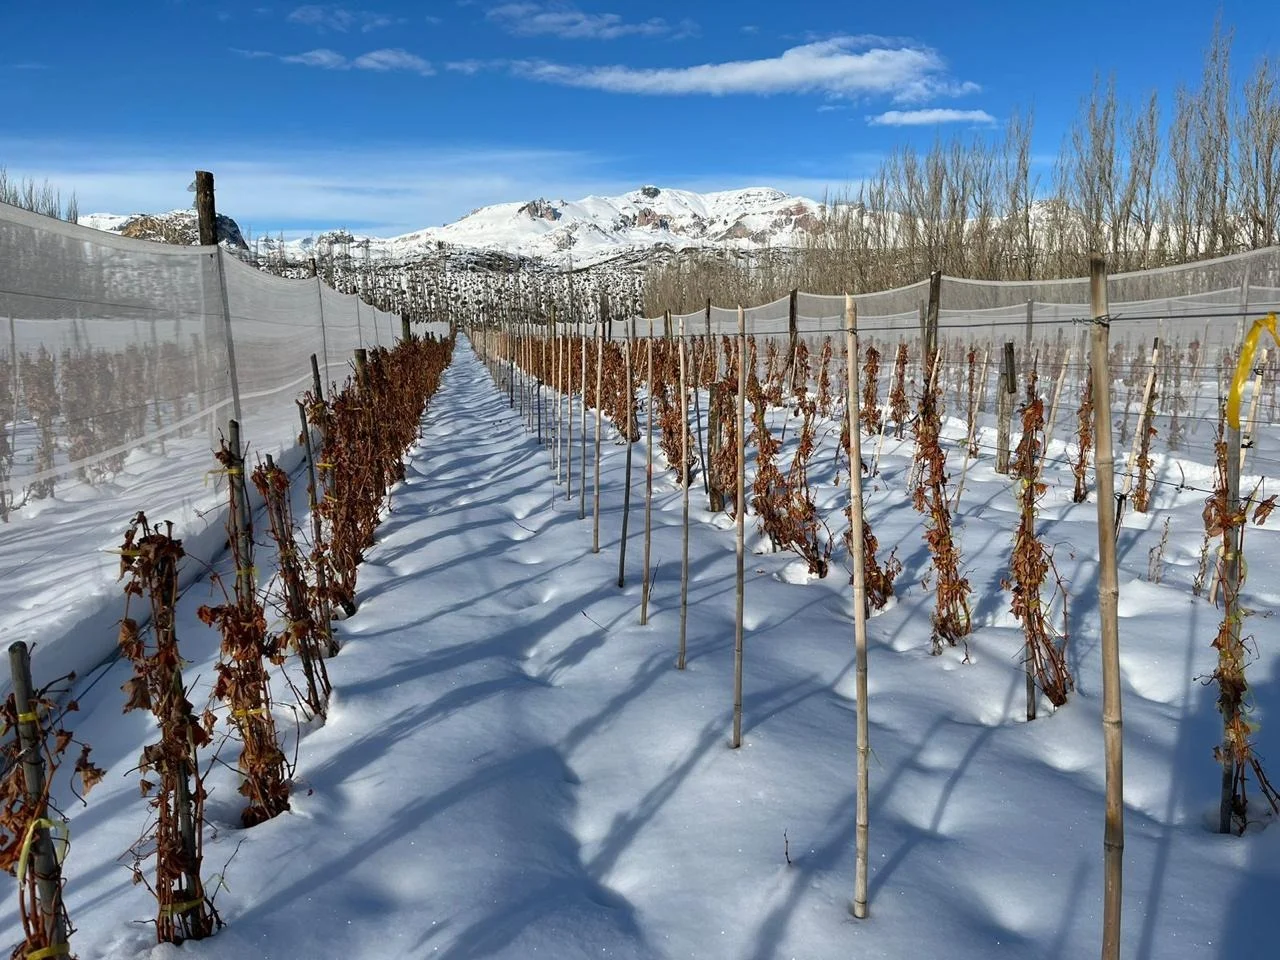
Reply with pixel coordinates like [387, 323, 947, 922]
[79, 209, 249, 250]
[84, 186, 823, 268]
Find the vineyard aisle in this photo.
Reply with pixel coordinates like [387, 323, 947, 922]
[8, 337, 1279, 959]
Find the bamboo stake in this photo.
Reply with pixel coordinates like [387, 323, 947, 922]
[731, 306, 747, 749]
[1241, 346, 1266, 471]
[618, 335, 634, 588]
[593, 323, 603, 554]
[678, 317, 690, 670]
[845, 297, 871, 920]
[567, 324, 575, 501]
[694, 333, 709, 499]
[1091, 254, 1124, 960]
[1118, 337, 1161, 526]
[642, 318, 655, 624]
[1042, 346, 1071, 454]
[580, 328, 588, 519]
[8, 641, 69, 950]
[1221, 423, 1243, 831]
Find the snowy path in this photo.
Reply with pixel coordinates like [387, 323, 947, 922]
[6, 337, 1279, 959]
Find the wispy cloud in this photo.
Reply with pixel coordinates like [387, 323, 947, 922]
[507, 37, 977, 101]
[237, 46, 434, 75]
[867, 108, 995, 126]
[486, 3, 695, 41]
[287, 4, 402, 33]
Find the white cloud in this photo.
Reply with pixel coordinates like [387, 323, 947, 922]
[351, 49, 434, 73]
[867, 108, 996, 126]
[486, 3, 693, 40]
[253, 47, 434, 75]
[508, 37, 976, 101]
[282, 48, 349, 69]
[287, 5, 402, 33]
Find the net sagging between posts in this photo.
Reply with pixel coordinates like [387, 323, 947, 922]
[619, 246, 1280, 358]
[0, 201, 402, 690]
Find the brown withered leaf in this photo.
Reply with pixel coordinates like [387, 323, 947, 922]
[1253, 495, 1276, 526]
[75, 745, 106, 797]
[121, 676, 152, 714]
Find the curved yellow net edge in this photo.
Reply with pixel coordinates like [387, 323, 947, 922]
[1228, 313, 1280, 430]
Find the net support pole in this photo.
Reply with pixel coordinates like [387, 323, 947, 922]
[214, 248, 243, 429]
[1091, 253, 1124, 960]
[846, 296, 871, 920]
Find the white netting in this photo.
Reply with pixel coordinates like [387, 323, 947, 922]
[0, 202, 404, 685]
[618, 247, 1280, 355]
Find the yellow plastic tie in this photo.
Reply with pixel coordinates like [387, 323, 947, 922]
[158, 896, 206, 917]
[1228, 313, 1280, 429]
[235, 567, 257, 578]
[232, 707, 267, 719]
[25, 944, 71, 960]
[16, 818, 70, 886]
[16, 711, 39, 725]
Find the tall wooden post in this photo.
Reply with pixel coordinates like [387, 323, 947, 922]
[195, 170, 217, 246]
[845, 297, 871, 919]
[1091, 253, 1124, 960]
[731, 305, 747, 748]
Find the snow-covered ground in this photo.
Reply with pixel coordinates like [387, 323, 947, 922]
[2, 337, 1277, 959]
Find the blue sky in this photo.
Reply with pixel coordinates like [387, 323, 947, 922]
[2, 1, 1276, 237]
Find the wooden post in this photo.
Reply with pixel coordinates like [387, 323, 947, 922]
[641, 318, 655, 624]
[310, 353, 324, 401]
[593, 324, 604, 553]
[8, 641, 69, 950]
[786, 288, 799, 392]
[195, 170, 217, 247]
[844, 297, 871, 920]
[354, 348, 369, 391]
[298, 401, 337, 655]
[227, 420, 255, 605]
[401, 315, 412, 343]
[996, 342, 1016, 474]
[924, 273, 941, 362]
[618, 337, 634, 588]
[678, 317, 690, 670]
[731, 305, 747, 749]
[1091, 253, 1124, 960]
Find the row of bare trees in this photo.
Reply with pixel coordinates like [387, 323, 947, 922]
[643, 25, 1280, 313]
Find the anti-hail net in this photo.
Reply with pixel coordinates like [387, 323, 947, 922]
[609, 246, 1280, 358]
[0, 202, 404, 682]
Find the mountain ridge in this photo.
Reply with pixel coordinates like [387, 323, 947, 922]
[81, 184, 824, 268]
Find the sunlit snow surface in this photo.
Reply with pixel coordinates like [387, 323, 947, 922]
[2, 338, 1276, 959]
